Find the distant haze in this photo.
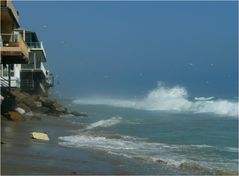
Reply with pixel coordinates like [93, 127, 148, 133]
[15, 1, 238, 98]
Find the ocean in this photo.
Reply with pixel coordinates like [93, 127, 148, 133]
[57, 84, 238, 175]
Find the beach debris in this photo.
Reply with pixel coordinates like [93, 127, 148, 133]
[6, 111, 25, 121]
[15, 107, 26, 115]
[31, 132, 50, 141]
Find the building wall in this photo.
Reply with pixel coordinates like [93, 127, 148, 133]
[1, 20, 14, 33]
[1, 64, 21, 88]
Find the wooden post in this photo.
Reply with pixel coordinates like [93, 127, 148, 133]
[8, 64, 11, 92]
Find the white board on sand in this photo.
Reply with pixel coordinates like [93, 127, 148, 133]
[31, 132, 50, 141]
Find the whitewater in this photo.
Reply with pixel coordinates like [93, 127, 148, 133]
[58, 82, 238, 175]
[73, 82, 238, 117]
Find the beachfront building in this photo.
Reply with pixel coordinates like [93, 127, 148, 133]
[0, 0, 29, 91]
[1, 0, 54, 95]
[17, 29, 54, 95]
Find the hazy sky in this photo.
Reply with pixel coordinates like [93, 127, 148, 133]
[15, 1, 238, 98]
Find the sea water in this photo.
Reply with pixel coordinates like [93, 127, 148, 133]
[58, 84, 238, 174]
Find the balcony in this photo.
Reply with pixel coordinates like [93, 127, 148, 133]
[21, 62, 47, 78]
[1, 33, 29, 64]
[27, 42, 46, 61]
[46, 72, 54, 87]
[1, 0, 20, 27]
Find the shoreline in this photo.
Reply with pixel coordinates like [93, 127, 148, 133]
[1, 90, 238, 175]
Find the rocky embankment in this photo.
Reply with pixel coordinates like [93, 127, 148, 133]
[1, 89, 86, 121]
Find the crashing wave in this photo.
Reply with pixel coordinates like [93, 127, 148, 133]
[73, 82, 238, 117]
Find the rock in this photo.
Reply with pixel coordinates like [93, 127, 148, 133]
[30, 116, 41, 121]
[11, 90, 28, 102]
[25, 111, 34, 116]
[37, 107, 50, 113]
[52, 102, 66, 112]
[33, 101, 42, 108]
[7, 111, 25, 121]
[15, 107, 26, 115]
[31, 132, 49, 141]
[17, 103, 32, 112]
[39, 97, 55, 107]
[70, 111, 88, 117]
[21, 97, 36, 109]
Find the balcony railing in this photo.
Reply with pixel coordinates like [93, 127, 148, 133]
[1, 33, 29, 59]
[21, 62, 47, 77]
[40, 63, 47, 77]
[1, 0, 20, 24]
[46, 72, 54, 87]
[26, 41, 46, 59]
[27, 42, 42, 49]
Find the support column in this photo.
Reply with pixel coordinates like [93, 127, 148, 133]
[8, 64, 11, 92]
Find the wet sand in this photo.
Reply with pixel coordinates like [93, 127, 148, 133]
[1, 114, 197, 175]
[2, 115, 168, 175]
[1, 115, 131, 175]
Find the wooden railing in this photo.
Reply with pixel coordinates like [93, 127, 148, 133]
[1, 33, 29, 58]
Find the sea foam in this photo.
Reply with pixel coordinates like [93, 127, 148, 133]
[86, 116, 122, 130]
[73, 82, 238, 117]
[59, 133, 238, 173]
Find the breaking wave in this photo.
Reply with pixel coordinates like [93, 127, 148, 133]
[73, 82, 238, 117]
[85, 116, 122, 130]
[59, 133, 238, 174]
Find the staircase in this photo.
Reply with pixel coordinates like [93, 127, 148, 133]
[0, 76, 10, 91]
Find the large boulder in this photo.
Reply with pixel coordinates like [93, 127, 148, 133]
[39, 97, 55, 107]
[11, 90, 28, 102]
[17, 103, 32, 113]
[33, 101, 42, 108]
[37, 107, 50, 113]
[21, 97, 36, 109]
[15, 107, 26, 115]
[6, 111, 25, 121]
[52, 102, 67, 113]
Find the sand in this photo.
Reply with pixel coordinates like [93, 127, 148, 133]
[1, 114, 130, 175]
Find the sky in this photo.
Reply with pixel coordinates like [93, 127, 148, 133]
[14, 1, 238, 98]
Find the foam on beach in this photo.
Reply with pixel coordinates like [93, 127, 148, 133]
[59, 132, 238, 174]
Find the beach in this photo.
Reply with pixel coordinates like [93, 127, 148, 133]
[1, 113, 185, 175]
[2, 102, 238, 175]
[1, 113, 170, 175]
